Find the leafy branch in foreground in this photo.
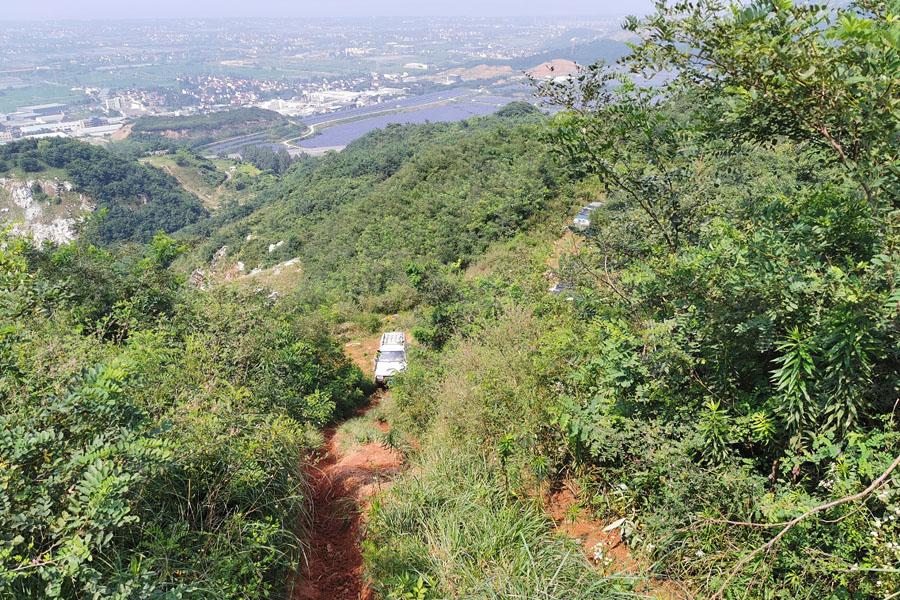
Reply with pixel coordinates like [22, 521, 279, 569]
[713, 451, 900, 598]
[625, 0, 900, 208]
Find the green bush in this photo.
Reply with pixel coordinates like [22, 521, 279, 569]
[0, 230, 368, 599]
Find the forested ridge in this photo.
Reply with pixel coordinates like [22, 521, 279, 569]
[130, 108, 301, 148]
[190, 107, 560, 298]
[2, 1, 900, 599]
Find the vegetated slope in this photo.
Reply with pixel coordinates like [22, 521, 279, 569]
[367, 1, 900, 599]
[139, 153, 224, 208]
[193, 109, 566, 300]
[130, 107, 302, 148]
[0, 138, 207, 244]
[0, 231, 370, 598]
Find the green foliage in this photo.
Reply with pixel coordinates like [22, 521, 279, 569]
[0, 359, 177, 599]
[4, 6, 899, 596]
[523, 2, 900, 596]
[364, 1, 900, 598]
[495, 101, 539, 119]
[537, 73, 722, 252]
[0, 138, 207, 245]
[0, 229, 368, 599]
[626, 0, 900, 207]
[239, 145, 296, 175]
[132, 108, 290, 140]
[363, 450, 626, 599]
[29, 182, 53, 204]
[189, 114, 565, 300]
[172, 149, 227, 187]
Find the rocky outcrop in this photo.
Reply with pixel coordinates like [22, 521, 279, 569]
[0, 177, 95, 247]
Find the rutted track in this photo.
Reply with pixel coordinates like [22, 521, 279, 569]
[295, 336, 404, 600]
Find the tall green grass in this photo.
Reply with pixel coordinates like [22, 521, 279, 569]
[363, 449, 634, 599]
[336, 416, 386, 452]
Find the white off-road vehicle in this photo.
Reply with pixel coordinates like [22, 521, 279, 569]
[374, 331, 407, 387]
[573, 201, 603, 230]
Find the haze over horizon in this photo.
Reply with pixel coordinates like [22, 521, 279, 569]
[1, 0, 654, 21]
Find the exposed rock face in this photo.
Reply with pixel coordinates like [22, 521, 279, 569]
[210, 245, 228, 270]
[0, 177, 95, 247]
[189, 268, 207, 290]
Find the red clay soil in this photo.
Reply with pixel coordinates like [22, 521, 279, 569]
[294, 395, 403, 600]
[109, 123, 133, 141]
[343, 337, 382, 373]
[546, 486, 688, 599]
[546, 487, 638, 575]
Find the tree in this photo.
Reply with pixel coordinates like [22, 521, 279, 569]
[536, 70, 721, 252]
[625, 0, 900, 209]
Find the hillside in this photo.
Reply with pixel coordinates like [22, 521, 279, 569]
[2, 2, 899, 600]
[0, 138, 208, 245]
[138, 151, 271, 210]
[129, 107, 303, 150]
[186, 108, 564, 300]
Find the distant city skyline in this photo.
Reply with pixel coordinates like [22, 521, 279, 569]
[1, 0, 653, 21]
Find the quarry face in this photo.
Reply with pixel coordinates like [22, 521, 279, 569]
[0, 177, 94, 247]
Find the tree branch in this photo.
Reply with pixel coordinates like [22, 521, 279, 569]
[712, 452, 900, 598]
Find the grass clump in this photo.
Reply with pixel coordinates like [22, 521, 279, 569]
[336, 416, 386, 452]
[363, 449, 631, 599]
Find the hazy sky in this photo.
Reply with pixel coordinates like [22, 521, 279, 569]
[2, 0, 654, 20]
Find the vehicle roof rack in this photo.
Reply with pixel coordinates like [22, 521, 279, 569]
[380, 331, 406, 347]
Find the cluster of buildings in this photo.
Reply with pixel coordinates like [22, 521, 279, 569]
[0, 103, 123, 144]
[175, 74, 300, 109]
[174, 73, 413, 117]
[257, 86, 406, 117]
[99, 88, 169, 116]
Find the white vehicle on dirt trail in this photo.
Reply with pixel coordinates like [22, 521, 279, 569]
[573, 201, 603, 230]
[374, 331, 407, 387]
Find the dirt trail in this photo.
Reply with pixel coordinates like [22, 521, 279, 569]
[295, 336, 404, 600]
[343, 337, 381, 373]
[547, 230, 578, 272]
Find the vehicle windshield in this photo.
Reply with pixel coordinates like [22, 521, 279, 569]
[378, 351, 405, 361]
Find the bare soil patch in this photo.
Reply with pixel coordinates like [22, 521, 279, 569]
[546, 487, 638, 574]
[343, 337, 381, 373]
[109, 123, 133, 141]
[526, 59, 580, 79]
[545, 484, 689, 599]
